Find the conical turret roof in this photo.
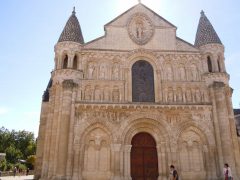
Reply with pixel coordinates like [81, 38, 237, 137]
[58, 8, 84, 44]
[195, 11, 222, 47]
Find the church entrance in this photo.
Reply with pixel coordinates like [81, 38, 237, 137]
[131, 132, 159, 180]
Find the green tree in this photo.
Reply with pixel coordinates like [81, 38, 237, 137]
[0, 127, 36, 168]
[0, 158, 7, 171]
[5, 145, 23, 164]
[26, 155, 36, 170]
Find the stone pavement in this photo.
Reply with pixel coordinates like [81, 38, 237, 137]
[0, 175, 34, 180]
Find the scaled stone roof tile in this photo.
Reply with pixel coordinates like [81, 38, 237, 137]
[195, 11, 222, 47]
[58, 9, 84, 44]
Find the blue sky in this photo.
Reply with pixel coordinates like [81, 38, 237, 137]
[0, 0, 239, 137]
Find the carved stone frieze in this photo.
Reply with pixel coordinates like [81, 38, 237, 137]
[75, 106, 131, 124]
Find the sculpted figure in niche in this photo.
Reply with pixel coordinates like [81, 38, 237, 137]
[203, 90, 209, 102]
[165, 65, 173, 81]
[99, 64, 107, 79]
[186, 89, 192, 102]
[176, 88, 183, 102]
[88, 63, 95, 79]
[84, 86, 92, 101]
[104, 88, 110, 101]
[167, 88, 174, 102]
[190, 65, 198, 81]
[94, 88, 102, 101]
[112, 89, 120, 102]
[112, 64, 119, 80]
[195, 89, 202, 103]
[179, 66, 186, 81]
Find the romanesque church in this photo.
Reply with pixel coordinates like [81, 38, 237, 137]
[35, 2, 240, 180]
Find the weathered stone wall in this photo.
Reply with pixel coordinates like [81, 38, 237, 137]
[35, 3, 240, 180]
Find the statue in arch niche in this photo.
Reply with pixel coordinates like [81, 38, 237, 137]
[99, 64, 107, 79]
[84, 86, 92, 101]
[112, 64, 119, 80]
[179, 66, 186, 81]
[88, 63, 95, 79]
[165, 64, 173, 81]
[112, 88, 120, 102]
[191, 64, 198, 81]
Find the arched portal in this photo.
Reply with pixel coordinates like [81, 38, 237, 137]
[132, 60, 155, 102]
[131, 132, 158, 180]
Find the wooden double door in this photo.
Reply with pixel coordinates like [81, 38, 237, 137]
[131, 132, 159, 180]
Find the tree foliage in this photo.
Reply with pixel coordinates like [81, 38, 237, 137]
[0, 127, 36, 169]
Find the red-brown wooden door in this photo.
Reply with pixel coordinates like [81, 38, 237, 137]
[131, 132, 159, 180]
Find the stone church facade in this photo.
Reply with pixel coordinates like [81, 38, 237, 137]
[35, 3, 240, 180]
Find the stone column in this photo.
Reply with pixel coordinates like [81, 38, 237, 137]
[212, 55, 219, 72]
[66, 87, 78, 179]
[68, 53, 74, 68]
[225, 88, 240, 178]
[111, 144, 122, 180]
[72, 144, 81, 180]
[208, 146, 217, 179]
[212, 82, 237, 176]
[47, 84, 63, 178]
[56, 80, 77, 178]
[125, 68, 130, 102]
[157, 144, 167, 180]
[123, 145, 132, 180]
[155, 69, 161, 102]
[209, 85, 223, 176]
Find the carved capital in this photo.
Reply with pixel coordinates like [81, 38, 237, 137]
[212, 81, 225, 89]
[111, 144, 122, 152]
[124, 145, 132, 152]
[62, 79, 78, 89]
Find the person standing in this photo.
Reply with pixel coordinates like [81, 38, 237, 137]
[13, 167, 17, 177]
[223, 163, 233, 180]
[170, 165, 179, 180]
[26, 168, 29, 176]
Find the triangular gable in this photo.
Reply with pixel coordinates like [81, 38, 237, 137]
[176, 37, 199, 52]
[105, 3, 176, 29]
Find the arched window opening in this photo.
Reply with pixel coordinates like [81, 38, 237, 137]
[217, 56, 221, 72]
[132, 60, 155, 102]
[63, 55, 68, 69]
[207, 56, 212, 72]
[73, 55, 78, 69]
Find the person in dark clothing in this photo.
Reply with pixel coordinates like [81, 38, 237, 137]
[26, 168, 30, 176]
[13, 167, 17, 177]
[170, 165, 179, 180]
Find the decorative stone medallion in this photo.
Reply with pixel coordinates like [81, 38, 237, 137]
[128, 13, 154, 45]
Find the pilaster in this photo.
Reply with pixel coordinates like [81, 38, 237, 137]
[123, 145, 132, 180]
[111, 144, 122, 180]
[56, 80, 78, 178]
[212, 82, 237, 177]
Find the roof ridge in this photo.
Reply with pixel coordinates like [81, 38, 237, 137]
[105, 3, 176, 29]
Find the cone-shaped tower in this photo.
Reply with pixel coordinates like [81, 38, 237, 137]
[195, 11, 222, 47]
[58, 7, 84, 44]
